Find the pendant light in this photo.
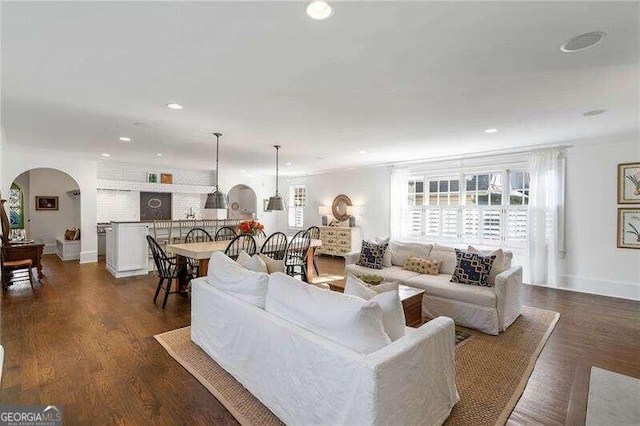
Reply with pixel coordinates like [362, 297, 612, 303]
[266, 145, 285, 211]
[205, 132, 228, 209]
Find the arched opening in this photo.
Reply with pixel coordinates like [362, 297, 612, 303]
[227, 184, 258, 220]
[10, 168, 82, 261]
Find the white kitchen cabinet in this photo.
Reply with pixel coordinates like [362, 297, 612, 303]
[106, 222, 151, 278]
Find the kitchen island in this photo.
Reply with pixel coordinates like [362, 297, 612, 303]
[105, 219, 242, 278]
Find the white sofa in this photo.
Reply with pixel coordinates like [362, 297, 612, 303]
[191, 252, 459, 425]
[346, 242, 522, 335]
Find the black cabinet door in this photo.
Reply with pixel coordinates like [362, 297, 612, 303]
[140, 192, 172, 221]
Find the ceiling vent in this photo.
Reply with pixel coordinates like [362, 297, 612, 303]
[561, 31, 607, 52]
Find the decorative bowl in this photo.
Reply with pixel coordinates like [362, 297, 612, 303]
[357, 274, 384, 286]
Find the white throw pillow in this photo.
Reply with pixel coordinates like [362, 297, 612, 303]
[237, 251, 269, 273]
[428, 244, 457, 274]
[266, 272, 391, 354]
[467, 246, 507, 285]
[344, 276, 405, 341]
[375, 237, 392, 267]
[258, 253, 285, 274]
[388, 241, 433, 267]
[208, 252, 269, 308]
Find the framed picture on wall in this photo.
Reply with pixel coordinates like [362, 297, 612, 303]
[617, 208, 640, 249]
[618, 162, 640, 204]
[35, 196, 59, 211]
[160, 173, 173, 184]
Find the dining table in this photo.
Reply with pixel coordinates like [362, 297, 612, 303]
[165, 237, 322, 292]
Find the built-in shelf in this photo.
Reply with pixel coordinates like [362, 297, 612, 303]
[97, 179, 214, 194]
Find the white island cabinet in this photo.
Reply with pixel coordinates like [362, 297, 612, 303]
[106, 222, 150, 278]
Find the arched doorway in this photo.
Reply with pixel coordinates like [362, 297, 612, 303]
[10, 168, 82, 260]
[227, 184, 258, 220]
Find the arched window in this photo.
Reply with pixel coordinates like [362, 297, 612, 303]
[8, 183, 24, 229]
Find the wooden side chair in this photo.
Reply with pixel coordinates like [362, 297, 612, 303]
[1, 258, 35, 289]
[184, 227, 213, 277]
[146, 235, 184, 309]
[306, 226, 321, 275]
[285, 230, 311, 282]
[260, 232, 288, 260]
[215, 226, 237, 241]
[185, 227, 213, 243]
[224, 235, 256, 261]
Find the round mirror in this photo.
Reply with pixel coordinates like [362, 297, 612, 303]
[332, 194, 352, 222]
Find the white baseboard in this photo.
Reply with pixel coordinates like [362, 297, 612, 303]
[42, 243, 56, 255]
[556, 274, 640, 301]
[80, 251, 98, 264]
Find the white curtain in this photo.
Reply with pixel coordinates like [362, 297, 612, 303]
[390, 168, 409, 240]
[527, 149, 564, 286]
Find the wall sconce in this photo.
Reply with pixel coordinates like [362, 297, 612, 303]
[318, 205, 332, 226]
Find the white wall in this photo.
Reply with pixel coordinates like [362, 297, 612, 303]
[284, 165, 391, 240]
[290, 137, 640, 300]
[560, 138, 640, 300]
[1, 148, 98, 263]
[220, 174, 280, 234]
[23, 169, 80, 253]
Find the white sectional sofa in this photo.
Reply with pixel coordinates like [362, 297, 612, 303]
[346, 242, 523, 335]
[191, 252, 459, 425]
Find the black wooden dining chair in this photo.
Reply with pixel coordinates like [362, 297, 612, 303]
[215, 226, 237, 241]
[185, 227, 213, 243]
[285, 230, 311, 282]
[306, 226, 321, 275]
[224, 235, 257, 261]
[184, 227, 213, 278]
[260, 232, 288, 260]
[147, 235, 184, 309]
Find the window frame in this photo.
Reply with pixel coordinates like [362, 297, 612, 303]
[404, 168, 531, 249]
[8, 183, 24, 230]
[287, 184, 306, 230]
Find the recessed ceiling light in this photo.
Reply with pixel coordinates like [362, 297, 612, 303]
[359, 150, 367, 154]
[583, 109, 607, 117]
[285, 162, 293, 166]
[119, 136, 131, 142]
[101, 153, 111, 157]
[240, 169, 246, 173]
[561, 31, 607, 53]
[167, 103, 183, 110]
[156, 153, 163, 157]
[306, 1, 333, 20]
[484, 128, 498, 134]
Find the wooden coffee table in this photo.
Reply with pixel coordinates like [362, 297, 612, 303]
[328, 281, 425, 328]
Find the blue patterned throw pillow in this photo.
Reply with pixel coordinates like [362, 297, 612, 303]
[451, 249, 496, 287]
[357, 241, 389, 270]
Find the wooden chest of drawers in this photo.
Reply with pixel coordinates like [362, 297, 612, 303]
[317, 226, 362, 258]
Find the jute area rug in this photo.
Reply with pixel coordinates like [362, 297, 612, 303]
[155, 306, 559, 426]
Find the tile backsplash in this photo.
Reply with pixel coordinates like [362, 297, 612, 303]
[97, 161, 212, 222]
[98, 161, 214, 185]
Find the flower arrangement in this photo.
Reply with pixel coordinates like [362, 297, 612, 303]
[237, 220, 265, 236]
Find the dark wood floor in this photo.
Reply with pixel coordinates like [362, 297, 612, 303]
[1, 255, 638, 425]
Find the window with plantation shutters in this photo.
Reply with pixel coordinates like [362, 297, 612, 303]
[288, 185, 306, 229]
[402, 170, 530, 249]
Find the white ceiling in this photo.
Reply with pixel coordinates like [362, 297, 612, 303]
[2, 1, 638, 176]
